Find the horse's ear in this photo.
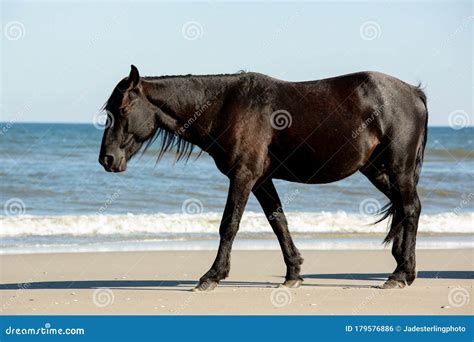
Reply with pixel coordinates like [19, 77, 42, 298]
[128, 65, 140, 88]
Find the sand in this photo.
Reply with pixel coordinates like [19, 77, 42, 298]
[0, 249, 472, 315]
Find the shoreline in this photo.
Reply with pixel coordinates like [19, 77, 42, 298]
[1, 249, 472, 315]
[1, 235, 473, 255]
[1, 232, 472, 255]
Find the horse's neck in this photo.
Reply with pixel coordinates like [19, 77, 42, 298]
[142, 76, 230, 148]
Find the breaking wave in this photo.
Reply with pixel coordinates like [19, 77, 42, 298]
[1, 211, 472, 237]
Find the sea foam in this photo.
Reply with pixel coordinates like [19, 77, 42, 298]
[1, 211, 472, 237]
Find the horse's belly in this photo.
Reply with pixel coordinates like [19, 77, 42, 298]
[273, 160, 359, 184]
[269, 143, 373, 184]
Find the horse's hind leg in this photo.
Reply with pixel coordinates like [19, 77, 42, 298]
[362, 143, 422, 288]
[385, 176, 421, 287]
[361, 163, 405, 288]
[253, 179, 303, 287]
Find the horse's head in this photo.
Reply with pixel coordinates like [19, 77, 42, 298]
[99, 65, 157, 172]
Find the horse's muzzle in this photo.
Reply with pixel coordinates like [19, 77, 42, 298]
[99, 154, 127, 172]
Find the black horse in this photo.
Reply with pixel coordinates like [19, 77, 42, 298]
[99, 66, 428, 291]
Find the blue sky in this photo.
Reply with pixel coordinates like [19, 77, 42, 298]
[1, 1, 472, 126]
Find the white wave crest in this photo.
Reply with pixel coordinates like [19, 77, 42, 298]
[0, 211, 472, 237]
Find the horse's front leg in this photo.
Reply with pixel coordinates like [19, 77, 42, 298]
[194, 169, 256, 291]
[253, 179, 303, 287]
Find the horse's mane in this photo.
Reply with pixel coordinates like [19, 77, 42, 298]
[138, 74, 250, 163]
[141, 127, 200, 164]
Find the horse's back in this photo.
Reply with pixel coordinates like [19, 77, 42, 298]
[264, 71, 427, 184]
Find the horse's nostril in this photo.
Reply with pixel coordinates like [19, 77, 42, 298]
[100, 155, 114, 168]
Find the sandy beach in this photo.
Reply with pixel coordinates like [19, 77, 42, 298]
[0, 249, 472, 315]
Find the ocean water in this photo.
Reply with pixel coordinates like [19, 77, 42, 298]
[0, 124, 472, 253]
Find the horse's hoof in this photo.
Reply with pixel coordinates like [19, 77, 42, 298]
[378, 279, 406, 289]
[280, 279, 303, 288]
[192, 280, 218, 292]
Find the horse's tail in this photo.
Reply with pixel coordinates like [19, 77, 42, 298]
[381, 85, 428, 244]
[413, 86, 428, 186]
